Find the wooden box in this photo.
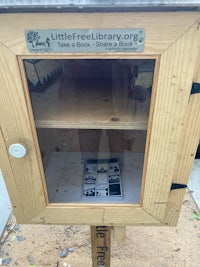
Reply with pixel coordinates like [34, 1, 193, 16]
[0, 12, 200, 226]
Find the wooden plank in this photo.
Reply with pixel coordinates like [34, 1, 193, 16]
[91, 226, 111, 267]
[173, 94, 200, 186]
[194, 46, 200, 83]
[165, 93, 200, 225]
[0, 13, 200, 55]
[0, 128, 24, 222]
[30, 205, 161, 225]
[143, 19, 200, 222]
[140, 56, 160, 206]
[17, 58, 50, 205]
[0, 12, 199, 226]
[35, 120, 148, 130]
[0, 43, 47, 223]
[25, 66, 152, 130]
[165, 31, 200, 226]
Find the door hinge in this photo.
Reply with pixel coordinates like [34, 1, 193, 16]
[171, 183, 187, 191]
[191, 82, 200, 95]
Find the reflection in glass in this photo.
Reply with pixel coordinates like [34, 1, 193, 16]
[23, 59, 155, 203]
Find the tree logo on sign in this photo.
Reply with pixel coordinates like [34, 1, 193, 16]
[26, 31, 51, 49]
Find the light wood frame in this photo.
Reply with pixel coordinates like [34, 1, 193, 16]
[0, 12, 200, 226]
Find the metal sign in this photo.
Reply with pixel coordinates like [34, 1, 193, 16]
[25, 29, 145, 53]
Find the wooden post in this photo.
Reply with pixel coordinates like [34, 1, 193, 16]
[91, 226, 111, 267]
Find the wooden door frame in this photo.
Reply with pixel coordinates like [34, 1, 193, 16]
[0, 12, 200, 225]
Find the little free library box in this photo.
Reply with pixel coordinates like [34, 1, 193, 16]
[0, 10, 200, 226]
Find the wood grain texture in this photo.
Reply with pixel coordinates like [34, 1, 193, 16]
[0, 13, 199, 55]
[17, 58, 50, 205]
[165, 93, 200, 225]
[91, 226, 111, 267]
[0, 43, 47, 223]
[194, 44, 200, 83]
[143, 19, 200, 222]
[32, 76, 150, 130]
[0, 128, 22, 221]
[0, 13, 199, 225]
[30, 205, 161, 225]
[140, 57, 161, 206]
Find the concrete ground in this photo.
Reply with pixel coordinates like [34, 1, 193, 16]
[0, 190, 199, 267]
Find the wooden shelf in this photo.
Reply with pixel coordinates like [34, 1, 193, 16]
[31, 76, 151, 130]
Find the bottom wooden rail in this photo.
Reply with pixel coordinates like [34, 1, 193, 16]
[91, 226, 111, 267]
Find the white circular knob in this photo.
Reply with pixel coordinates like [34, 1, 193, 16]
[9, 144, 27, 158]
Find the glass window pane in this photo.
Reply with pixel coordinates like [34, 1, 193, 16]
[23, 59, 155, 204]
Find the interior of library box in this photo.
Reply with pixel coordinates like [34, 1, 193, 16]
[22, 58, 155, 205]
[0, 6, 199, 266]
